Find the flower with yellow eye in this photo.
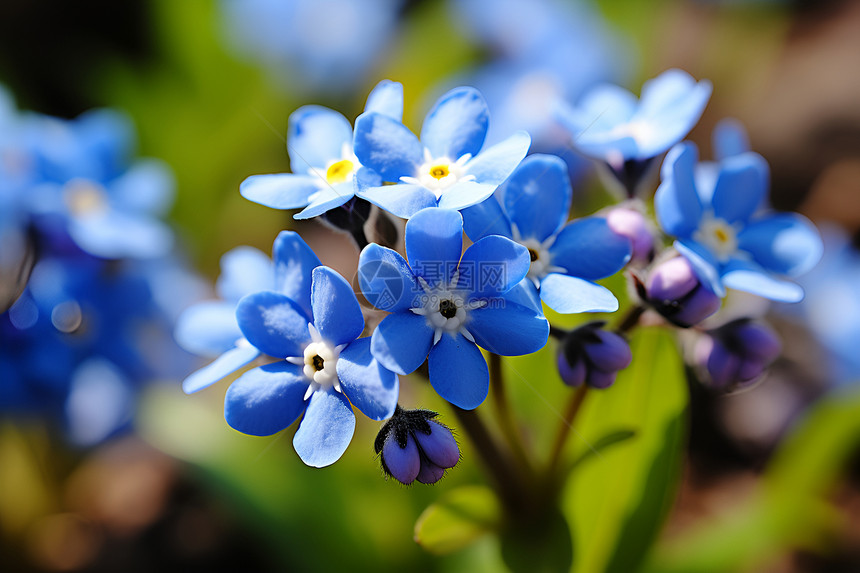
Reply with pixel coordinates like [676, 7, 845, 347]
[240, 80, 403, 220]
[353, 86, 531, 219]
[655, 140, 822, 302]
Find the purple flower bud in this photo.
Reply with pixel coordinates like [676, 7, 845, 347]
[694, 319, 781, 392]
[644, 255, 721, 327]
[557, 322, 632, 389]
[375, 407, 459, 485]
[606, 207, 654, 263]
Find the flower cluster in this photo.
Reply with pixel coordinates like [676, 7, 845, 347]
[176, 72, 822, 483]
[0, 88, 192, 445]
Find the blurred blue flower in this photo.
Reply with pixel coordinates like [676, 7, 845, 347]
[219, 0, 402, 94]
[225, 238, 399, 467]
[358, 208, 548, 409]
[654, 141, 822, 302]
[555, 69, 711, 192]
[2, 252, 192, 445]
[450, 0, 631, 160]
[353, 87, 531, 219]
[175, 233, 301, 393]
[241, 80, 404, 220]
[693, 319, 781, 393]
[462, 154, 630, 314]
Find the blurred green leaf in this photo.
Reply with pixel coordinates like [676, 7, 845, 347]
[500, 507, 573, 573]
[414, 485, 501, 555]
[568, 428, 637, 473]
[648, 387, 860, 573]
[564, 327, 688, 573]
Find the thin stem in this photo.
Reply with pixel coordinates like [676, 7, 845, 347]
[349, 227, 369, 251]
[546, 384, 589, 476]
[489, 353, 534, 477]
[451, 406, 526, 511]
[616, 304, 645, 334]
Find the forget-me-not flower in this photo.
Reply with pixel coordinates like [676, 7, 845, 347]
[240, 80, 404, 220]
[555, 69, 711, 192]
[461, 154, 631, 313]
[353, 86, 531, 219]
[358, 208, 549, 409]
[228, 253, 399, 467]
[654, 141, 822, 302]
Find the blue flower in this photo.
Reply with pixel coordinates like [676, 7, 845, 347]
[228, 265, 399, 468]
[461, 154, 631, 313]
[240, 80, 404, 219]
[555, 69, 711, 190]
[219, 0, 402, 94]
[18, 108, 175, 260]
[654, 141, 822, 302]
[358, 208, 549, 409]
[175, 231, 316, 394]
[556, 322, 632, 389]
[353, 86, 531, 219]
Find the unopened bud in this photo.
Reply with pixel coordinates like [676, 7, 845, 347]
[643, 255, 721, 327]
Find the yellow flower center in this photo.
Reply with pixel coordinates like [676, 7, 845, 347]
[429, 164, 450, 180]
[64, 180, 108, 216]
[326, 159, 354, 184]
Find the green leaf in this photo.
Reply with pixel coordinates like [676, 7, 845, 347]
[414, 485, 502, 555]
[568, 429, 637, 472]
[563, 327, 688, 573]
[647, 387, 860, 573]
[500, 507, 573, 573]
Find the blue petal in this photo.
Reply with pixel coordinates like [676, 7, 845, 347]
[236, 291, 311, 358]
[69, 211, 173, 259]
[428, 333, 489, 410]
[420, 87, 489, 160]
[311, 266, 364, 346]
[437, 181, 498, 212]
[293, 387, 356, 467]
[354, 112, 423, 182]
[675, 240, 725, 297]
[638, 69, 711, 120]
[288, 105, 352, 173]
[502, 154, 571, 242]
[713, 118, 750, 160]
[655, 142, 703, 238]
[293, 181, 354, 219]
[272, 231, 320, 318]
[358, 243, 422, 313]
[175, 301, 242, 356]
[217, 246, 274, 303]
[336, 337, 398, 421]
[549, 217, 631, 280]
[111, 159, 174, 216]
[415, 421, 460, 468]
[468, 299, 549, 356]
[458, 235, 530, 299]
[357, 183, 437, 219]
[721, 258, 805, 302]
[406, 207, 463, 286]
[182, 344, 261, 394]
[711, 153, 769, 224]
[371, 312, 434, 375]
[364, 80, 404, 120]
[224, 361, 309, 436]
[461, 194, 512, 243]
[738, 213, 823, 276]
[239, 173, 320, 210]
[464, 131, 531, 186]
[557, 84, 637, 135]
[539, 273, 619, 313]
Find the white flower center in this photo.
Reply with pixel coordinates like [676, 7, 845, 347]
[693, 212, 740, 262]
[286, 323, 345, 398]
[410, 274, 486, 345]
[401, 148, 475, 200]
[512, 227, 565, 288]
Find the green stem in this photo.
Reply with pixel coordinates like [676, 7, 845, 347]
[546, 384, 589, 477]
[489, 353, 534, 478]
[616, 304, 645, 334]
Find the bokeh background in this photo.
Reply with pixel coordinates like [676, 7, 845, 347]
[1, 0, 860, 571]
